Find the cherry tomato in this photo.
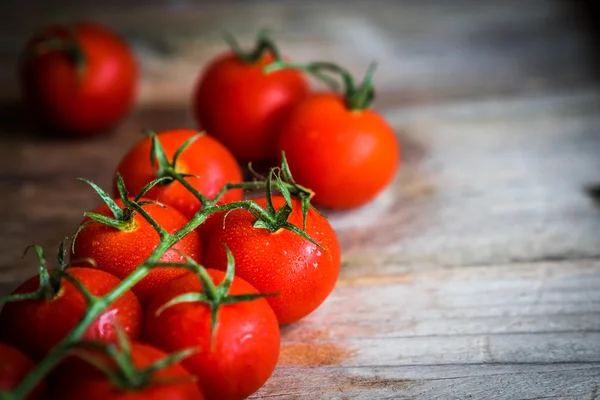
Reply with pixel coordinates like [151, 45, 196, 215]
[276, 93, 400, 209]
[71, 198, 202, 304]
[19, 21, 138, 136]
[51, 342, 204, 400]
[0, 267, 142, 360]
[192, 49, 308, 162]
[203, 196, 341, 325]
[145, 270, 280, 400]
[0, 342, 46, 399]
[116, 129, 243, 220]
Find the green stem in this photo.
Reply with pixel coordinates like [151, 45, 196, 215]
[264, 60, 376, 111]
[165, 169, 209, 206]
[224, 30, 282, 64]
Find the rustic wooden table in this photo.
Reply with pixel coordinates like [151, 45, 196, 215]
[0, 1, 599, 398]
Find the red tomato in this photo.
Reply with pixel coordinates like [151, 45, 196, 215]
[0, 342, 46, 399]
[192, 51, 308, 162]
[116, 129, 243, 220]
[0, 268, 142, 360]
[71, 198, 202, 304]
[203, 196, 340, 325]
[51, 342, 204, 400]
[145, 270, 280, 400]
[276, 93, 400, 209]
[19, 21, 138, 136]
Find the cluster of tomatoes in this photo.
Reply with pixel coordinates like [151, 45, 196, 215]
[1, 20, 400, 400]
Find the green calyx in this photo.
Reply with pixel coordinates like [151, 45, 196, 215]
[223, 29, 283, 64]
[246, 153, 325, 250]
[72, 174, 171, 252]
[155, 246, 272, 345]
[27, 28, 86, 79]
[147, 130, 210, 204]
[0, 239, 73, 304]
[149, 130, 202, 179]
[71, 327, 198, 391]
[264, 60, 378, 111]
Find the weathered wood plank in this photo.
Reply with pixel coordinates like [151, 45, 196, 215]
[277, 261, 600, 363]
[251, 260, 600, 398]
[252, 364, 600, 399]
[282, 261, 600, 341]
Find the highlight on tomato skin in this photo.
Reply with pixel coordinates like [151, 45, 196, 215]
[0, 342, 46, 400]
[203, 196, 341, 325]
[18, 21, 138, 137]
[144, 270, 281, 400]
[0, 267, 143, 361]
[115, 129, 243, 220]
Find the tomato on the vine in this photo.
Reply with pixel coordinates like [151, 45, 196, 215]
[272, 62, 400, 209]
[71, 198, 202, 304]
[0, 267, 142, 360]
[0, 342, 46, 399]
[203, 196, 341, 325]
[115, 129, 242, 220]
[145, 269, 280, 400]
[277, 92, 399, 209]
[192, 33, 308, 162]
[19, 21, 138, 136]
[51, 342, 204, 400]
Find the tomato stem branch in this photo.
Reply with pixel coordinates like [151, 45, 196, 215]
[165, 168, 210, 206]
[223, 29, 282, 64]
[3, 154, 322, 399]
[264, 60, 377, 110]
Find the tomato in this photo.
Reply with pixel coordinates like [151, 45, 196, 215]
[0, 342, 46, 399]
[0, 267, 142, 360]
[203, 196, 341, 325]
[276, 93, 400, 209]
[144, 270, 280, 400]
[19, 21, 138, 136]
[192, 45, 308, 162]
[116, 129, 243, 220]
[51, 342, 204, 400]
[71, 198, 202, 304]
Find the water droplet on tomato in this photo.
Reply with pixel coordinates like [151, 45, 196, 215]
[92, 240, 100, 247]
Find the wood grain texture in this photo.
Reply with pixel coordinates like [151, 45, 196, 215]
[0, 0, 599, 399]
[0, 0, 596, 106]
[253, 260, 600, 398]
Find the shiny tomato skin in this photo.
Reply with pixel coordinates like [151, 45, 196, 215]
[145, 270, 280, 400]
[0, 268, 142, 361]
[192, 52, 309, 162]
[116, 129, 243, 220]
[276, 93, 400, 209]
[203, 196, 341, 325]
[19, 21, 137, 136]
[71, 198, 202, 304]
[0, 342, 46, 399]
[51, 342, 204, 400]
